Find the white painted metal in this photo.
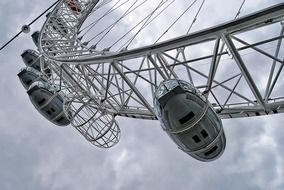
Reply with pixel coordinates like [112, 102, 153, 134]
[38, 1, 284, 122]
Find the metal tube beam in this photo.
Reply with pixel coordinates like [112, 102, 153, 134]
[111, 62, 155, 115]
[231, 36, 284, 65]
[222, 34, 266, 109]
[147, 55, 168, 80]
[205, 38, 220, 95]
[52, 3, 284, 64]
[265, 22, 284, 100]
[157, 53, 179, 79]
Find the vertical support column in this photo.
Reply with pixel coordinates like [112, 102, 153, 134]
[148, 54, 169, 80]
[112, 61, 155, 115]
[265, 22, 284, 100]
[157, 53, 179, 79]
[180, 48, 194, 85]
[205, 38, 220, 95]
[222, 34, 266, 109]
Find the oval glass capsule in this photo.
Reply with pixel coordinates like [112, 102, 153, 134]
[27, 81, 70, 126]
[154, 79, 226, 162]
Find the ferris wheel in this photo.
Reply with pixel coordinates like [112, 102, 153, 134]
[17, 0, 284, 161]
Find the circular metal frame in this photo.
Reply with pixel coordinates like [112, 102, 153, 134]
[38, 1, 284, 121]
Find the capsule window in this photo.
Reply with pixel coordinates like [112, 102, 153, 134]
[38, 98, 46, 105]
[164, 110, 169, 120]
[50, 108, 56, 112]
[26, 80, 32, 85]
[56, 117, 64, 122]
[35, 65, 40, 70]
[46, 110, 52, 115]
[201, 129, 208, 138]
[192, 135, 201, 143]
[179, 112, 195, 124]
[186, 94, 196, 101]
[204, 145, 218, 156]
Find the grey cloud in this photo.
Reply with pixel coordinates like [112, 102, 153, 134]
[1, 1, 284, 190]
[0, 133, 45, 190]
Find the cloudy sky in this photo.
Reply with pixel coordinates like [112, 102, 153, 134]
[0, 0, 284, 190]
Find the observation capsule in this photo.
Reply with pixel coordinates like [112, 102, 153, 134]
[154, 79, 226, 162]
[31, 31, 40, 48]
[27, 81, 70, 126]
[21, 49, 41, 71]
[65, 0, 82, 14]
[21, 49, 51, 76]
[17, 67, 47, 90]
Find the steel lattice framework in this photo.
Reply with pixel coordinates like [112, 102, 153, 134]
[38, 1, 284, 123]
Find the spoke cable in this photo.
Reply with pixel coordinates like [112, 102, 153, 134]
[123, 0, 170, 49]
[114, 0, 175, 50]
[235, 0, 247, 19]
[0, 0, 60, 52]
[186, 0, 206, 34]
[89, 0, 148, 47]
[79, 0, 128, 35]
[154, 0, 199, 43]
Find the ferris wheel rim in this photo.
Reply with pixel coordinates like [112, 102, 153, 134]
[37, 1, 284, 120]
[38, 1, 284, 65]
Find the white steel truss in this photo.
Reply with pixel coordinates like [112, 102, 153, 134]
[39, 1, 284, 120]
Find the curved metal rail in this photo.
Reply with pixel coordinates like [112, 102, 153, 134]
[39, 1, 284, 119]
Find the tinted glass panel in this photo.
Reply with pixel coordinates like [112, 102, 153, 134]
[179, 112, 195, 124]
[56, 117, 64, 122]
[38, 98, 46, 105]
[201, 129, 208, 138]
[192, 135, 201, 143]
[204, 145, 218, 156]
